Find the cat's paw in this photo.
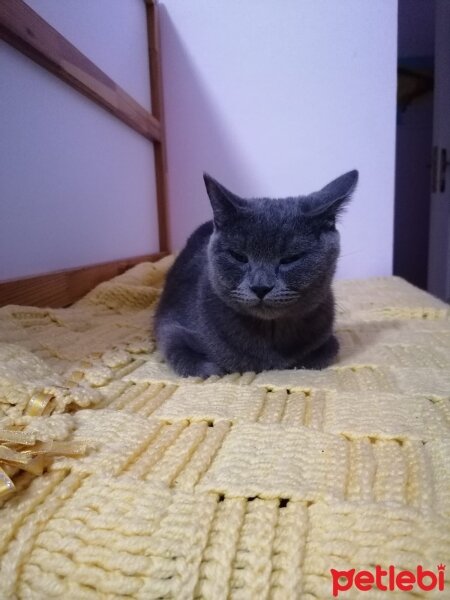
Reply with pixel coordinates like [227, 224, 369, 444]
[171, 359, 223, 379]
[196, 361, 224, 379]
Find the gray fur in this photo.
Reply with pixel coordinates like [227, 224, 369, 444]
[155, 170, 358, 377]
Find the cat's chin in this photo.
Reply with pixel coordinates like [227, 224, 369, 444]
[242, 302, 293, 321]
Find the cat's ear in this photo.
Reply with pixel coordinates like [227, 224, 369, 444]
[203, 173, 245, 228]
[303, 170, 358, 228]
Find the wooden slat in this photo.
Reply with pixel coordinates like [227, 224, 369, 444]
[0, 0, 161, 142]
[0, 253, 168, 309]
[146, 0, 170, 252]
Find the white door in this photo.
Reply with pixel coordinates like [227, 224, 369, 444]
[428, 0, 450, 302]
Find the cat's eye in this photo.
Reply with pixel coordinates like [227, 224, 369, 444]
[279, 252, 306, 265]
[228, 249, 248, 263]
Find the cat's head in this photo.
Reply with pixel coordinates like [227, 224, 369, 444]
[204, 170, 358, 319]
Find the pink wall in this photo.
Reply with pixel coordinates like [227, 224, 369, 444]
[160, 0, 398, 278]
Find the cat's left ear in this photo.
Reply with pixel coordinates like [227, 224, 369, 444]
[203, 173, 246, 228]
[304, 169, 359, 228]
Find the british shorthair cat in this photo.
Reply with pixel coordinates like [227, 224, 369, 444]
[155, 170, 358, 377]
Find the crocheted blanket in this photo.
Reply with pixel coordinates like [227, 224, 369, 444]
[0, 258, 449, 599]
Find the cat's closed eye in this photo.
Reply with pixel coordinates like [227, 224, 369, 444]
[279, 252, 306, 265]
[228, 249, 248, 263]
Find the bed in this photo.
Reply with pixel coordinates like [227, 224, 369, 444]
[1, 2, 449, 599]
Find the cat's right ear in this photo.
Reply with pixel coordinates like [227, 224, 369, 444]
[302, 170, 358, 227]
[203, 173, 244, 228]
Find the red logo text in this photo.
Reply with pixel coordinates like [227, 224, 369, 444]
[331, 564, 446, 597]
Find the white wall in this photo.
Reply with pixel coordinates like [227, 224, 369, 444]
[0, 0, 158, 281]
[24, 0, 152, 110]
[160, 0, 398, 279]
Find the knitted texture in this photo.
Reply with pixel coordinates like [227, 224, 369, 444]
[0, 258, 449, 599]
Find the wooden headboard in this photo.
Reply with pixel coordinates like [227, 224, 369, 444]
[0, 0, 169, 308]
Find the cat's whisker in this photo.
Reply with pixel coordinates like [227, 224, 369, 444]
[275, 294, 299, 299]
[339, 250, 362, 258]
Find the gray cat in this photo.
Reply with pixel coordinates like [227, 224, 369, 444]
[155, 170, 358, 377]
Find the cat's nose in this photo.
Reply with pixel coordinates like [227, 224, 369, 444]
[251, 285, 274, 299]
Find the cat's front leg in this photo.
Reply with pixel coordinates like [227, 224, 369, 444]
[157, 323, 224, 378]
[167, 346, 224, 378]
[170, 350, 224, 378]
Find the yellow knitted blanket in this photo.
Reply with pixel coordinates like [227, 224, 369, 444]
[0, 258, 449, 599]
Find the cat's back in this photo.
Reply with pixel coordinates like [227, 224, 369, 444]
[156, 221, 213, 315]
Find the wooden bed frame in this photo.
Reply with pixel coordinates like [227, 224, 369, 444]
[0, 0, 169, 308]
